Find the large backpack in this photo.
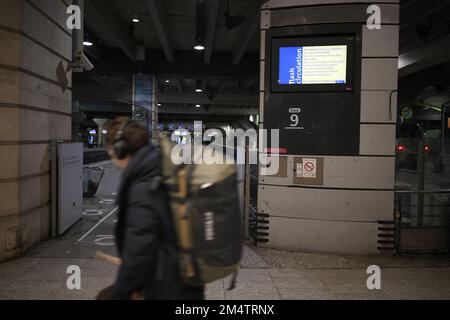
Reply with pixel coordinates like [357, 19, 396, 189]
[158, 134, 243, 288]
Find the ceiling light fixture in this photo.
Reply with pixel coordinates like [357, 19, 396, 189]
[194, 44, 205, 51]
[132, 14, 140, 23]
[83, 33, 95, 47]
[194, 0, 206, 52]
[195, 104, 201, 108]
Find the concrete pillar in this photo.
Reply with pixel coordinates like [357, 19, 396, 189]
[258, 0, 399, 254]
[0, 0, 72, 261]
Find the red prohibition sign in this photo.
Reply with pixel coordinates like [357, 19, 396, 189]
[304, 162, 315, 172]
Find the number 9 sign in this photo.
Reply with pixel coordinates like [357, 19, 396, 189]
[283, 106, 304, 130]
[290, 114, 299, 127]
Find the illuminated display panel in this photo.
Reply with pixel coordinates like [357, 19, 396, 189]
[271, 36, 355, 93]
[278, 45, 348, 85]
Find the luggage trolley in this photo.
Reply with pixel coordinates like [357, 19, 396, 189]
[83, 165, 105, 197]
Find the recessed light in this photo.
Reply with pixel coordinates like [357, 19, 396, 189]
[132, 14, 140, 23]
[194, 45, 205, 51]
[195, 88, 203, 93]
[157, 103, 161, 107]
[165, 80, 170, 83]
[83, 41, 93, 47]
[195, 104, 201, 108]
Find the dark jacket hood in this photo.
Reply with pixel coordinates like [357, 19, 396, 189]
[121, 143, 161, 186]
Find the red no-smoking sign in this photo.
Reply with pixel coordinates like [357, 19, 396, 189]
[302, 158, 317, 178]
[304, 161, 315, 172]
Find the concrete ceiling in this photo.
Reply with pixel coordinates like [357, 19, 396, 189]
[76, 0, 450, 118]
[399, 0, 450, 78]
[78, 0, 264, 120]
[398, 0, 450, 106]
[84, 0, 262, 62]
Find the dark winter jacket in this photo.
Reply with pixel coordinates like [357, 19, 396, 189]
[111, 144, 204, 300]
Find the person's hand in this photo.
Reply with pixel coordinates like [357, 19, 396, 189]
[130, 291, 145, 300]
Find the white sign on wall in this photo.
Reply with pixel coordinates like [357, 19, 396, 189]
[58, 143, 83, 235]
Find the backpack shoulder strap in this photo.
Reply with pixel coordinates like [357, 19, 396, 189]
[148, 175, 163, 192]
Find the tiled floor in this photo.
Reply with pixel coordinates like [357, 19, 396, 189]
[1, 161, 450, 300]
[206, 246, 450, 300]
[1, 244, 450, 300]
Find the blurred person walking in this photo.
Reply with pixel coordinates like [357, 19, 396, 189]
[102, 117, 204, 300]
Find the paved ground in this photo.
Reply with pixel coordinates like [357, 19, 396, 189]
[1, 161, 450, 300]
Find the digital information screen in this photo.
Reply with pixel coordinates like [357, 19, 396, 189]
[278, 45, 348, 85]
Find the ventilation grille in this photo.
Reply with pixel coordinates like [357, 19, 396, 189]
[377, 220, 396, 253]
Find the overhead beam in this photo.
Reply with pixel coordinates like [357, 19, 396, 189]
[84, 45, 102, 61]
[87, 0, 137, 60]
[202, 78, 208, 92]
[73, 85, 132, 102]
[398, 63, 450, 106]
[175, 78, 184, 94]
[399, 33, 450, 78]
[159, 116, 250, 123]
[400, 17, 450, 48]
[156, 80, 165, 96]
[158, 93, 258, 106]
[400, 1, 450, 31]
[88, 75, 115, 89]
[73, 83, 257, 107]
[218, 79, 227, 94]
[78, 100, 132, 114]
[158, 105, 257, 116]
[88, 48, 260, 78]
[204, 0, 221, 64]
[400, 0, 419, 12]
[159, 74, 253, 82]
[244, 75, 258, 90]
[144, 0, 175, 63]
[232, 1, 264, 66]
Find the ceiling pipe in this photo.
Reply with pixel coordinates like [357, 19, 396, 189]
[195, 0, 206, 50]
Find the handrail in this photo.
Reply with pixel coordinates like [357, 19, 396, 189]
[395, 189, 450, 195]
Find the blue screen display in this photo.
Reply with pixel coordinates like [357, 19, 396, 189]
[279, 47, 303, 85]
